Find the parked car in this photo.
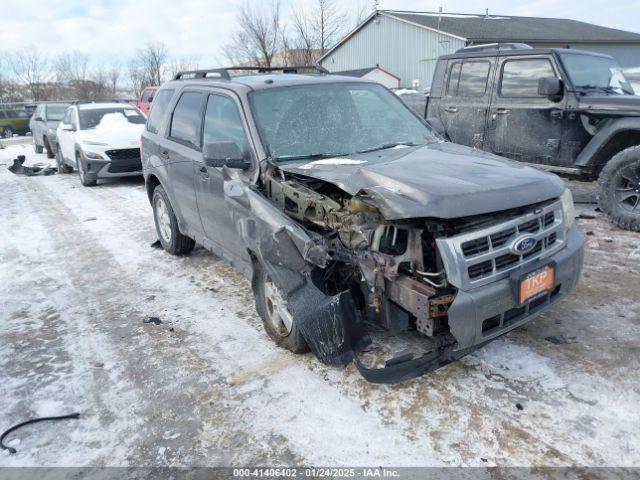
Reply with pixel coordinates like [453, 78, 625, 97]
[0, 107, 30, 138]
[55, 101, 146, 186]
[426, 43, 640, 231]
[141, 69, 583, 383]
[30, 103, 70, 157]
[135, 87, 158, 116]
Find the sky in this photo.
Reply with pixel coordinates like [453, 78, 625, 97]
[1, 0, 640, 69]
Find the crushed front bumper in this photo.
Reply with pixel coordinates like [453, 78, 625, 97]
[79, 156, 142, 181]
[447, 223, 583, 351]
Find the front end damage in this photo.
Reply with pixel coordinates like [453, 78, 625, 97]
[223, 162, 583, 383]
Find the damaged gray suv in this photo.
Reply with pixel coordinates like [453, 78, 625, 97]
[142, 68, 584, 383]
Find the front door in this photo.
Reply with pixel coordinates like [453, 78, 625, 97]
[486, 56, 564, 165]
[194, 93, 252, 263]
[439, 58, 495, 149]
[57, 108, 78, 162]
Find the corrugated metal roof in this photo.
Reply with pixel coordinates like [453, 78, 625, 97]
[383, 11, 640, 44]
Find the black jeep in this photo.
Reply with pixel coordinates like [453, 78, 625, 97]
[426, 44, 640, 231]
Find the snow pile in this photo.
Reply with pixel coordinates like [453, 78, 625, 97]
[95, 112, 134, 131]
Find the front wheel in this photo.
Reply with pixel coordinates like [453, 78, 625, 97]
[76, 151, 97, 186]
[597, 145, 640, 232]
[152, 185, 195, 255]
[253, 261, 308, 354]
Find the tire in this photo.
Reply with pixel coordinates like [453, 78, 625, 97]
[597, 145, 640, 232]
[56, 148, 73, 174]
[44, 137, 54, 158]
[34, 137, 43, 154]
[152, 184, 195, 255]
[3, 127, 13, 139]
[76, 151, 97, 186]
[253, 261, 309, 354]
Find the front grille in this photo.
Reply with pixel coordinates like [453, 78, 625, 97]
[105, 148, 142, 173]
[436, 200, 566, 289]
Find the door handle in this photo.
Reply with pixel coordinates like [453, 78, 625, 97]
[444, 107, 458, 113]
[495, 108, 510, 115]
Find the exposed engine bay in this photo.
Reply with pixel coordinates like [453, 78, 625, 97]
[261, 164, 457, 356]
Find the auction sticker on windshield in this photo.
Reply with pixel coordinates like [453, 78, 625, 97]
[519, 265, 554, 304]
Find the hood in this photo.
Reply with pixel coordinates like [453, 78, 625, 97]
[577, 94, 640, 116]
[278, 142, 566, 220]
[76, 124, 144, 150]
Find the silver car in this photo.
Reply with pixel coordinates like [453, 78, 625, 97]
[29, 103, 70, 158]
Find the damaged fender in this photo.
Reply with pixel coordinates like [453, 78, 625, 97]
[223, 169, 369, 366]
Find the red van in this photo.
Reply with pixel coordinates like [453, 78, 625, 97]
[135, 87, 158, 116]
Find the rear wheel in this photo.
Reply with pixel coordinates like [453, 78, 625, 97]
[597, 145, 640, 232]
[76, 151, 97, 186]
[253, 261, 308, 354]
[152, 184, 195, 255]
[44, 137, 54, 158]
[3, 127, 13, 139]
[33, 136, 43, 153]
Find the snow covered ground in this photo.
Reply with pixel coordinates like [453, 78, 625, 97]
[1, 140, 639, 467]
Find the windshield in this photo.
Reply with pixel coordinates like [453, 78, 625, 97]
[560, 53, 635, 95]
[250, 82, 437, 161]
[46, 105, 68, 121]
[79, 107, 146, 129]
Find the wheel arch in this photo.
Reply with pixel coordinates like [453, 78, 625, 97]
[576, 118, 640, 173]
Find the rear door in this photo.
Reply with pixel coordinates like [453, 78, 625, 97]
[195, 92, 252, 262]
[164, 90, 206, 235]
[438, 58, 495, 148]
[486, 55, 564, 164]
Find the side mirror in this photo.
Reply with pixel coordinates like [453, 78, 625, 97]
[203, 141, 251, 169]
[538, 77, 563, 99]
[34, 116, 44, 122]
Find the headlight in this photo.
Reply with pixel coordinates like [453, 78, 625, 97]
[83, 150, 104, 160]
[560, 188, 575, 230]
[84, 140, 108, 146]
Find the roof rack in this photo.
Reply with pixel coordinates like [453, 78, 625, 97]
[456, 43, 532, 53]
[172, 65, 328, 81]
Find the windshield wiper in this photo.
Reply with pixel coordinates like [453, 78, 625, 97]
[356, 142, 419, 154]
[274, 152, 349, 162]
[575, 85, 624, 95]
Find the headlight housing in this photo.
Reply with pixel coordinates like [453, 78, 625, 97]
[560, 188, 575, 230]
[83, 150, 104, 160]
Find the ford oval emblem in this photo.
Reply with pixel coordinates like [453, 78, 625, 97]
[511, 235, 538, 255]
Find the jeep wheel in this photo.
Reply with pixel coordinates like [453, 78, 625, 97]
[56, 149, 73, 174]
[76, 151, 97, 187]
[152, 185, 195, 255]
[253, 261, 308, 354]
[597, 145, 640, 232]
[33, 137, 43, 154]
[44, 137, 54, 158]
[3, 127, 13, 139]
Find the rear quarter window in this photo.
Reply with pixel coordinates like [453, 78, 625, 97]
[146, 89, 175, 134]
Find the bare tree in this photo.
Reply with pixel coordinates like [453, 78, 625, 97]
[224, 1, 284, 68]
[168, 54, 201, 78]
[315, 0, 345, 54]
[128, 42, 169, 97]
[8, 47, 49, 101]
[107, 62, 121, 95]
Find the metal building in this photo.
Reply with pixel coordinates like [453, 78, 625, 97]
[319, 10, 640, 89]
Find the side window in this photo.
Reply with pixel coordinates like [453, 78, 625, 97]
[169, 91, 204, 147]
[202, 95, 248, 153]
[147, 89, 175, 134]
[458, 61, 491, 96]
[446, 62, 461, 96]
[500, 59, 555, 97]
